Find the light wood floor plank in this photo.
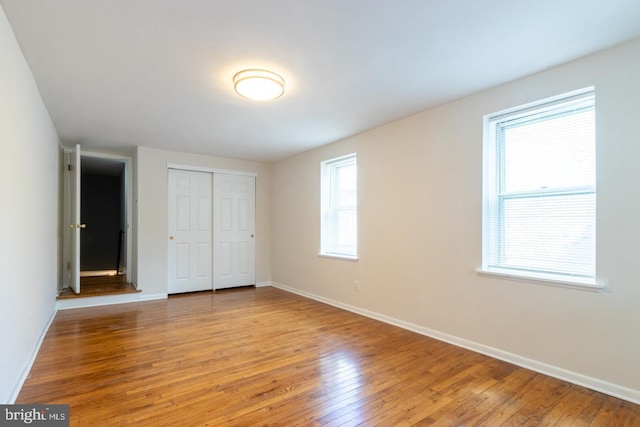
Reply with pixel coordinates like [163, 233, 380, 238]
[17, 286, 639, 426]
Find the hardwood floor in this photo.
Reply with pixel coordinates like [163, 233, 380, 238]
[57, 275, 139, 299]
[19, 287, 639, 426]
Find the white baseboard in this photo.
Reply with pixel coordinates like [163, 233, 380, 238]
[7, 306, 57, 404]
[255, 281, 272, 288]
[137, 293, 168, 302]
[56, 292, 167, 310]
[270, 282, 640, 405]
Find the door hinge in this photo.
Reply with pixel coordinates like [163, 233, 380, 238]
[68, 164, 72, 171]
[67, 262, 71, 270]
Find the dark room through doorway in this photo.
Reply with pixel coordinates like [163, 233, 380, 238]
[80, 156, 126, 276]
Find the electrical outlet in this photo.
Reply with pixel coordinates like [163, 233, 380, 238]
[354, 280, 361, 292]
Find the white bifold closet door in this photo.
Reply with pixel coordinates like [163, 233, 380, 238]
[213, 173, 256, 290]
[167, 169, 213, 294]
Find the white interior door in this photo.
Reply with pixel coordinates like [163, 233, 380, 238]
[70, 144, 81, 294]
[213, 173, 256, 289]
[168, 169, 213, 294]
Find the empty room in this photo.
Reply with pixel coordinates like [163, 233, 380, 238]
[1, 0, 639, 425]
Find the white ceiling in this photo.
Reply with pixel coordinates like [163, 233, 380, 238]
[3, 0, 640, 163]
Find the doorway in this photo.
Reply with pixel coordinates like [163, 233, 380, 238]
[81, 156, 126, 276]
[61, 147, 133, 296]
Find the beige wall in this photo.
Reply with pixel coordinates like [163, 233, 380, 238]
[135, 146, 271, 296]
[271, 38, 640, 400]
[0, 6, 59, 403]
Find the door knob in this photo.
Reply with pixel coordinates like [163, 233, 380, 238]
[79, 224, 86, 229]
[169, 236, 174, 240]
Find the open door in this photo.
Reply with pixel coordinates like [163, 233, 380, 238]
[70, 144, 82, 294]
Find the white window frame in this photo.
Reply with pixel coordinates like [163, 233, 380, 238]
[479, 88, 603, 291]
[320, 153, 358, 260]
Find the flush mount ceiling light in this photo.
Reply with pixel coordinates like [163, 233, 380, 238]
[233, 69, 285, 101]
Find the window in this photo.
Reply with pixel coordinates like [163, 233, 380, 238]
[482, 88, 596, 286]
[321, 153, 357, 259]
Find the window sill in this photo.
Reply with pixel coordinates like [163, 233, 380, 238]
[476, 269, 605, 292]
[318, 253, 359, 262]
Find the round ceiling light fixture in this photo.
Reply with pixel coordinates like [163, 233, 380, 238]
[233, 69, 285, 101]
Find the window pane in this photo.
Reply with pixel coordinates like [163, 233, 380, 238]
[330, 209, 357, 255]
[333, 162, 357, 209]
[499, 193, 595, 277]
[502, 109, 595, 192]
